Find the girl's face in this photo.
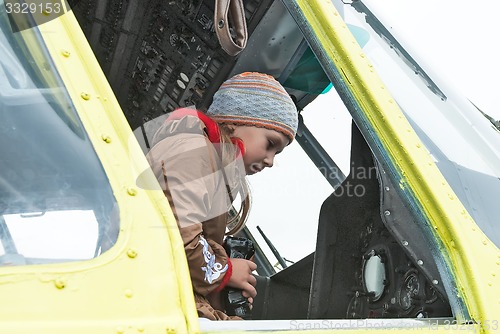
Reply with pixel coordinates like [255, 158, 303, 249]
[232, 125, 289, 175]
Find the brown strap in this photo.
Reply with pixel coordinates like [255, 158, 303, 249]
[214, 0, 248, 56]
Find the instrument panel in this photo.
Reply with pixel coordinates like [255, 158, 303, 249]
[347, 242, 451, 318]
[72, 0, 269, 130]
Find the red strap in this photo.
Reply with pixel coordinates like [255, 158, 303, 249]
[214, 258, 233, 293]
[167, 108, 245, 157]
[167, 108, 221, 143]
[231, 137, 245, 157]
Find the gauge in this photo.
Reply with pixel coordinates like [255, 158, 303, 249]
[362, 250, 387, 301]
[399, 270, 420, 310]
[424, 282, 439, 304]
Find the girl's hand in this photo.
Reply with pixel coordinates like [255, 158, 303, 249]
[227, 258, 257, 300]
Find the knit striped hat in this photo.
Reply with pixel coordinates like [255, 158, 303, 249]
[206, 72, 298, 143]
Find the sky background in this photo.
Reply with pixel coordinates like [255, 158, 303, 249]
[364, 0, 499, 120]
[245, 0, 500, 269]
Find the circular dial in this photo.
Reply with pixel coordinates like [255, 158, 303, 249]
[399, 271, 420, 310]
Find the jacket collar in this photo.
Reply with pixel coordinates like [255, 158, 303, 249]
[167, 108, 245, 156]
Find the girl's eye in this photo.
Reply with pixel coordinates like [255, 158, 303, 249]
[268, 140, 275, 149]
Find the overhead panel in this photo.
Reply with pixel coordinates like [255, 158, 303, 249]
[72, 0, 271, 129]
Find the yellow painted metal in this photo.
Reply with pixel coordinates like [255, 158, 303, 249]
[1, 1, 499, 333]
[0, 10, 199, 334]
[294, 0, 500, 328]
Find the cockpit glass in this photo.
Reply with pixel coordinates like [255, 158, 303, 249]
[343, 0, 500, 248]
[0, 5, 119, 266]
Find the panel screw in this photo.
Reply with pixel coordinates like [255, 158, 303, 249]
[80, 92, 90, 100]
[61, 50, 71, 57]
[124, 289, 134, 298]
[54, 278, 66, 289]
[127, 187, 138, 196]
[127, 248, 138, 258]
[101, 134, 112, 143]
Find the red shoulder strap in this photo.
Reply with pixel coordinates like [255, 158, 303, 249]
[167, 108, 245, 156]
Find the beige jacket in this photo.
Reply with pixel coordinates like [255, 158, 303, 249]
[146, 114, 246, 297]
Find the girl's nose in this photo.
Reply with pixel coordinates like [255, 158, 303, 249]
[263, 154, 274, 168]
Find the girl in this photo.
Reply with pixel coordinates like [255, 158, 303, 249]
[146, 72, 298, 320]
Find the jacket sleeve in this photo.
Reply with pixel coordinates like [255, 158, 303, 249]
[146, 132, 232, 296]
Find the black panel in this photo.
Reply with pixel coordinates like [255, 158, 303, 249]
[256, 253, 314, 320]
[72, 0, 270, 129]
[308, 122, 380, 319]
[307, 123, 451, 319]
